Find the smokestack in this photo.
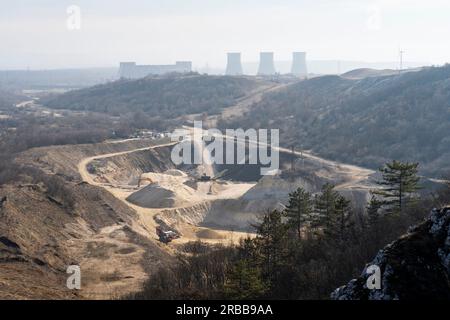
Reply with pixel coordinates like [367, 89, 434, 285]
[291, 52, 307, 77]
[225, 53, 243, 75]
[257, 52, 276, 75]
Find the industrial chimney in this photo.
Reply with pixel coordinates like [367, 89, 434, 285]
[257, 52, 276, 75]
[291, 52, 307, 77]
[225, 53, 243, 75]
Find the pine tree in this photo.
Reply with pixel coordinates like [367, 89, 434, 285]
[333, 195, 353, 243]
[285, 187, 313, 240]
[254, 210, 290, 289]
[374, 160, 421, 213]
[314, 183, 339, 230]
[223, 260, 267, 299]
[320, 194, 352, 243]
[366, 194, 382, 227]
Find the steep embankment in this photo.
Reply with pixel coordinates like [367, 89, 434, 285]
[87, 147, 174, 186]
[332, 207, 450, 300]
[17, 138, 169, 180]
[1, 138, 175, 299]
[0, 179, 173, 299]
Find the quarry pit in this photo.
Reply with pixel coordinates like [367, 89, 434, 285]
[78, 136, 376, 248]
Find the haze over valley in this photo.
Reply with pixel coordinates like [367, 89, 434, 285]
[1, 0, 450, 303]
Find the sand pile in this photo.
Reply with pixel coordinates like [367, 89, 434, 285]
[139, 171, 187, 187]
[127, 170, 202, 208]
[126, 183, 200, 208]
[164, 169, 187, 177]
[240, 175, 307, 201]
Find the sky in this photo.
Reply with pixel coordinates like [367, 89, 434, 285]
[1, 0, 450, 70]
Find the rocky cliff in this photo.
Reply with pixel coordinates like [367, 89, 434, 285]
[332, 207, 450, 300]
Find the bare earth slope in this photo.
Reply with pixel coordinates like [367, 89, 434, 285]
[1, 139, 175, 299]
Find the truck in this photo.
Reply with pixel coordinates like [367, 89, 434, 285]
[156, 226, 180, 244]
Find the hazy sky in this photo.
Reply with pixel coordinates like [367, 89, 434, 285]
[1, 0, 450, 69]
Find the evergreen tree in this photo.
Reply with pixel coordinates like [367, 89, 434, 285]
[366, 194, 383, 227]
[254, 210, 290, 290]
[320, 194, 352, 243]
[223, 260, 267, 299]
[374, 160, 421, 213]
[314, 183, 340, 230]
[285, 187, 313, 240]
[333, 195, 353, 243]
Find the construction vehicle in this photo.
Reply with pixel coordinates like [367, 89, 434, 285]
[156, 226, 180, 244]
[198, 169, 228, 182]
[199, 173, 211, 181]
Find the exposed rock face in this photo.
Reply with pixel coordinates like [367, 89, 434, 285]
[332, 208, 450, 300]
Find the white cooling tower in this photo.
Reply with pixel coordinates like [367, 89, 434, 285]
[225, 53, 243, 75]
[291, 52, 307, 77]
[257, 52, 276, 75]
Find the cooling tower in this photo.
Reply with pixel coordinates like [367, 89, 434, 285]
[119, 62, 136, 78]
[225, 53, 243, 75]
[257, 52, 276, 75]
[291, 52, 307, 77]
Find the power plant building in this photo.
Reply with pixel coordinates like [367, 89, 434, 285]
[119, 61, 192, 79]
[257, 52, 276, 75]
[291, 52, 307, 77]
[225, 53, 243, 75]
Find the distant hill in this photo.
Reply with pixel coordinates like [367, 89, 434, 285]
[0, 67, 118, 90]
[0, 89, 25, 110]
[220, 65, 450, 177]
[42, 74, 261, 118]
[341, 68, 398, 79]
[341, 67, 423, 79]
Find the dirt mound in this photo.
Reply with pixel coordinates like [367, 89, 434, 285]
[242, 174, 317, 201]
[139, 172, 187, 186]
[126, 183, 199, 208]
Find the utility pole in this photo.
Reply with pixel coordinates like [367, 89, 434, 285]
[399, 50, 404, 74]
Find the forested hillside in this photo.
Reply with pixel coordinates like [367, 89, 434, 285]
[42, 73, 260, 118]
[220, 65, 450, 176]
